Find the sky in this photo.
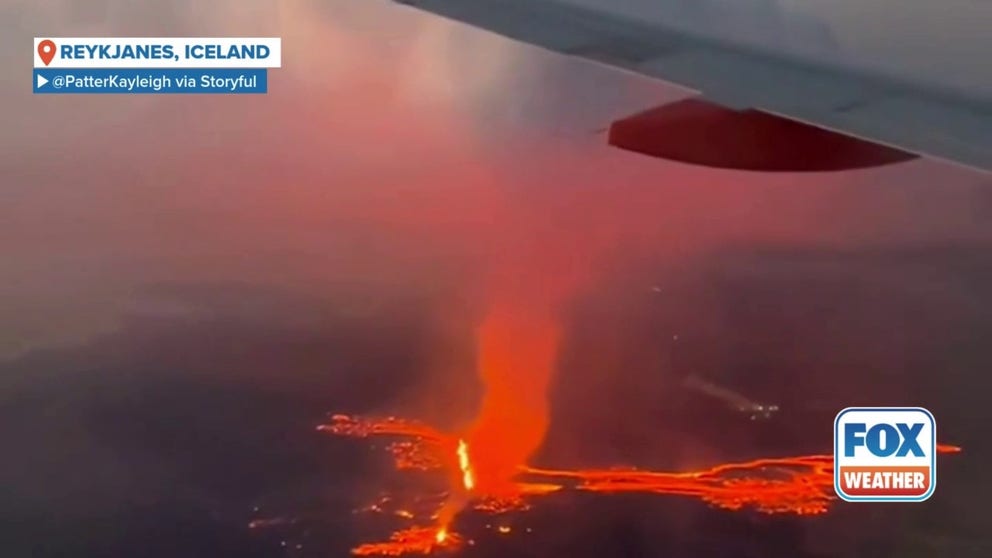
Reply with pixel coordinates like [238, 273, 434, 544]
[2, 0, 988, 360]
[2, 1, 992, 557]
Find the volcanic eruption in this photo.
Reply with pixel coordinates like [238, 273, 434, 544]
[323, 414, 960, 555]
[311, 201, 964, 555]
[292, 142, 964, 555]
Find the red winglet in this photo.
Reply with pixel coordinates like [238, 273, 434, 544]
[608, 98, 917, 172]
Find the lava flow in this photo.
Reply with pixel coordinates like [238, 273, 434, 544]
[351, 526, 464, 556]
[321, 414, 961, 555]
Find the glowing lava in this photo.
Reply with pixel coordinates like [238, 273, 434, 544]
[323, 415, 961, 555]
[457, 440, 475, 491]
[522, 455, 838, 515]
[351, 526, 462, 556]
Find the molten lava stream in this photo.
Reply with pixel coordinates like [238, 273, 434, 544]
[520, 456, 837, 515]
[351, 526, 464, 556]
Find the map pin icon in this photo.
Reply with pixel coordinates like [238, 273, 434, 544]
[38, 40, 56, 66]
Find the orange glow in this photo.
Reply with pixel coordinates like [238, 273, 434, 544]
[466, 302, 563, 497]
[522, 455, 836, 515]
[324, 415, 962, 555]
[351, 526, 461, 556]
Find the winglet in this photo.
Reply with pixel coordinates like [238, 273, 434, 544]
[608, 98, 918, 172]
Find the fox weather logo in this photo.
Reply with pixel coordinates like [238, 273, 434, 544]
[834, 407, 936, 502]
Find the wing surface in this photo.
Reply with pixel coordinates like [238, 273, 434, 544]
[394, 0, 992, 172]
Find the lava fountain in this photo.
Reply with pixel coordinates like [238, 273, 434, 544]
[465, 302, 562, 497]
[453, 204, 596, 510]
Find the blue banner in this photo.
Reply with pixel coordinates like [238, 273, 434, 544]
[33, 68, 267, 94]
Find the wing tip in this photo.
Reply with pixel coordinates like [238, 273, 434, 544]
[608, 99, 919, 172]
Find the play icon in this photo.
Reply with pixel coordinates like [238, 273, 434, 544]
[36, 74, 49, 88]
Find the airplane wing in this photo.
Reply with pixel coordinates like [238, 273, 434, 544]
[392, 0, 992, 173]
